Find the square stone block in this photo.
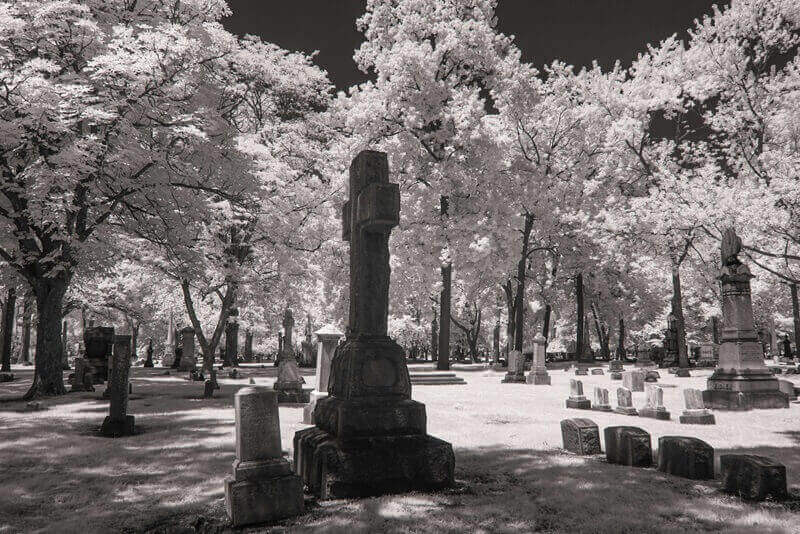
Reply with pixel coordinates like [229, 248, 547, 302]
[675, 369, 690, 377]
[610, 372, 622, 380]
[657, 436, 714, 480]
[604, 426, 652, 467]
[565, 398, 591, 409]
[575, 368, 588, 376]
[560, 418, 601, 455]
[679, 409, 716, 425]
[591, 369, 604, 375]
[225, 474, 304, 527]
[527, 372, 551, 385]
[614, 406, 638, 416]
[720, 454, 787, 501]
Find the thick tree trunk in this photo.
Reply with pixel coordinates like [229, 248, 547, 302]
[576, 273, 585, 361]
[791, 283, 800, 356]
[438, 264, 451, 371]
[182, 279, 232, 375]
[1, 288, 15, 372]
[672, 266, 689, 368]
[502, 280, 516, 362]
[24, 277, 69, 399]
[590, 302, 610, 360]
[60, 319, 69, 369]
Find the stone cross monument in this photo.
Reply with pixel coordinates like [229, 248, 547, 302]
[293, 150, 454, 499]
[703, 228, 788, 410]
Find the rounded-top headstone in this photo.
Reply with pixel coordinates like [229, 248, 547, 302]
[235, 387, 281, 463]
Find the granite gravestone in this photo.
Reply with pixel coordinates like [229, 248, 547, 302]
[591, 387, 611, 411]
[100, 335, 135, 437]
[84, 326, 114, 383]
[293, 151, 454, 499]
[178, 327, 196, 371]
[614, 387, 637, 416]
[639, 384, 670, 420]
[143, 338, 154, 368]
[622, 370, 644, 392]
[566, 379, 591, 409]
[560, 418, 601, 455]
[224, 388, 303, 526]
[703, 228, 789, 410]
[679, 388, 715, 424]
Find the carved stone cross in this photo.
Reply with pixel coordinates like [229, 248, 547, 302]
[341, 150, 400, 338]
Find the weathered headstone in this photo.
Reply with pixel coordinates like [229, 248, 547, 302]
[502, 350, 526, 383]
[614, 387, 637, 416]
[591, 368, 604, 375]
[244, 329, 254, 362]
[675, 368, 690, 377]
[70, 358, 94, 392]
[84, 326, 114, 383]
[526, 335, 550, 385]
[639, 384, 670, 420]
[591, 387, 611, 411]
[703, 228, 789, 410]
[644, 370, 660, 382]
[300, 314, 316, 367]
[566, 379, 591, 409]
[162, 317, 176, 367]
[293, 151, 454, 499]
[560, 418, 601, 455]
[303, 324, 343, 424]
[604, 426, 652, 467]
[608, 360, 624, 373]
[657, 436, 714, 480]
[679, 388, 715, 424]
[274, 308, 309, 403]
[100, 335, 135, 437]
[720, 454, 787, 501]
[225, 388, 303, 526]
[574, 366, 588, 376]
[178, 327, 196, 371]
[622, 370, 644, 392]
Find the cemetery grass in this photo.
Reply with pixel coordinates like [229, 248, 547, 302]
[0, 365, 799, 533]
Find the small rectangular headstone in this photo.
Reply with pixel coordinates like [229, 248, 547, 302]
[604, 426, 652, 467]
[720, 454, 787, 501]
[622, 370, 644, 392]
[657, 436, 714, 480]
[560, 418, 601, 455]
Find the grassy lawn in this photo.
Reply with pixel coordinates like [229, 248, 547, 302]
[1, 363, 799, 533]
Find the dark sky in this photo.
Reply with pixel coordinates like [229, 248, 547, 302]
[224, 1, 728, 90]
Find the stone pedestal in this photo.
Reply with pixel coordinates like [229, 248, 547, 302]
[608, 360, 623, 373]
[502, 350, 526, 383]
[704, 231, 789, 410]
[303, 324, 343, 424]
[657, 436, 714, 480]
[293, 151, 454, 499]
[225, 388, 303, 527]
[100, 335, 135, 437]
[178, 327, 197, 371]
[679, 389, 715, 424]
[526, 336, 550, 385]
[560, 418, 601, 455]
[275, 308, 309, 404]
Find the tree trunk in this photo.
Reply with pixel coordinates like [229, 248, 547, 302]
[513, 214, 534, 352]
[24, 277, 69, 399]
[672, 265, 689, 368]
[542, 303, 551, 351]
[616, 316, 626, 360]
[430, 316, 438, 362]
[590, 302, 610, 360]
[21, 296, 31, 364]
[575, 273, 584, 361]
[438, 264, 451, 371]
[1, 288, 15, 372]
[502, 280, 515, 362]
[60, 319, 69, 369]
[791, 283, 800, 356]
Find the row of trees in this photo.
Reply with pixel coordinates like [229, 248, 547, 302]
[2, 0, 799, 398]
